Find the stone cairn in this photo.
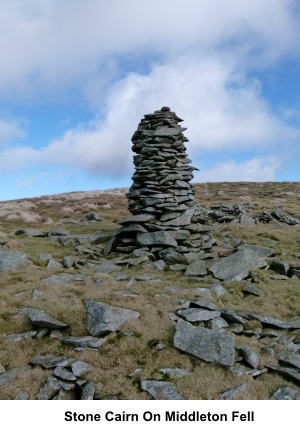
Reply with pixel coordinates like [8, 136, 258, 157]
[105, 107, 213, 267]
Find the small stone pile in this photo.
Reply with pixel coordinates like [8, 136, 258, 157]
[106, 107, 213, 263]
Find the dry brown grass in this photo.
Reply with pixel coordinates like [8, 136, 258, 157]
[0, 182, 300, 399]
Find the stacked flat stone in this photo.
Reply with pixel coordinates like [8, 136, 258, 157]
[106, 107, 213, 262]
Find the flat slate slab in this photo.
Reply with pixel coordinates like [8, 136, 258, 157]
[137, 231, 177, 247]
[115, 224, 148, 235]
[269, 386, 300, 400]
[0, 250, 31, 271]
[153, 127, 182, 137]
[60, 336, 108, 349]
[6, 331, 37, 341]
[159, 368, 191, 377]
[119, 214, 156, 224]
[53, 366, 76, 381]
[81, 381, 95, 400]
[177, 309, 221, 322]
[164, 208, 195, 227]
[277, 351, 300, 371]
[237, 311, 300, 329]
[174, 319, 235, 367]
[26, 308, 69, 329]
[0, 366, 31, 386]
[15, 228, 46, 237]
[71, 361, 91, 377]
[238, 244, 273, 258]
[209, 249, 268, 281]
[238, 346, 260, 369]
[94, 262, 122, 273]
[85, 301, 140, 336]
[267, 365, 300, 384]
[38, 376, 61, 400]
[184, 259, 207, 276]
[30, 354, 76, 368]
[220, 384, 248, 400]
[141, 380, 185, 400]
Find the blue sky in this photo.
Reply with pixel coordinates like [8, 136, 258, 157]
[0, 0, 300, 201]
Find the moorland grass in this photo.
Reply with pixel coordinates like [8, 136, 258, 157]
[0, 182, 299, 399]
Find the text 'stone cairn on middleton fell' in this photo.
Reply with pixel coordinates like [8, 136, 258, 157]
[105, 107, 213, 267]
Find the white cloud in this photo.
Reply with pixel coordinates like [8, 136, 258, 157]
[193, 157, 280, 182]
[0, 0, 299, 102]
[0, 56, 298, 178]
[0, 117, 25, 145]
[0, 0, 299, 197]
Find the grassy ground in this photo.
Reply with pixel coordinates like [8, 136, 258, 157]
[0, 182, 299, 399]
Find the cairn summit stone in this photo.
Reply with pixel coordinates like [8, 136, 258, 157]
[105, 107, 213, 265]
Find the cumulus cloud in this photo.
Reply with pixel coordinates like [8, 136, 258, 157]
[194, 157, 281, 182]
[0, 56, 298, 178]
[0, 0, 299, 199]
[0, 0, 299, 102]
[0, 117, 25, 146]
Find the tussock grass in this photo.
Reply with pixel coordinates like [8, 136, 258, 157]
[0, 182, 300, 399]
[0, 365, 49, 400]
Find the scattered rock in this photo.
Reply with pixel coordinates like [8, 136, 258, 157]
[94, 262, 122, 273]
[0, 250, 32, 271]
[14, 390, 30, 400]
[238, 346, 260, 369]
[85, 301, 140, 336]
[266, 365, 300, 384]
[60, 336, 108, 349]
[220, 384, 248, 400]
[269, 274, 289, 280]
[26, 308, 69, 330]
[238, 244, 274, 258]
[269, 386, 300, 400]
[37, 376, 61, 400]
[15, 228, 46, 237]
[71, 361, 92, 378]
[81, 381, 95, 400]
[6, 331, 37, 341]
[270, 259, 290, 276]
[0, 366, 31, 386]
[242, 283, 261, 296]
[209, 249, 268, 281]
[140, 380, 185, 400]
[184, 259, 207, 277]
[210, 283, 226, 297]
[159, 368, 191, 377]
[174, 319, 235, 367]
[177, 309, 221, 322]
